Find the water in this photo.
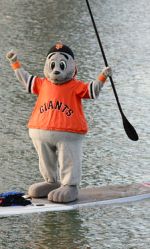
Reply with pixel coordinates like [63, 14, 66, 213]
[0, 0, 150, 248]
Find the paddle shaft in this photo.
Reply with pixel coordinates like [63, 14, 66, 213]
[85, 0, 123, 114]
[85, 0, 139, 140]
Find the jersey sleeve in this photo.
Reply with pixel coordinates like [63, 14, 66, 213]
[75, 80, 97, 99]
[27, 76, 44, 95]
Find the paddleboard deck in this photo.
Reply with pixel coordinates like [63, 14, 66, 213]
[0, 183, 150, 217]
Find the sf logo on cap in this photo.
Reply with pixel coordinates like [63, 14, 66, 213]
[55, 42, 63, 50]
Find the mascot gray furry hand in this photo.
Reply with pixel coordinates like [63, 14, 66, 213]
[6, 42, 112, 203]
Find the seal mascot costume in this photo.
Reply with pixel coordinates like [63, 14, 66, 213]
[6, 42, 112, 203]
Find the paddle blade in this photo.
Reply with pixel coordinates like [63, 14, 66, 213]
[122, 114, 139, 141]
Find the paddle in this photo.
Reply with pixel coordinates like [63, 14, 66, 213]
[85, 0, 139, 141]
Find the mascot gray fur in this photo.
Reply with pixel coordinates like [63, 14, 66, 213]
[6, 42, 112, 203]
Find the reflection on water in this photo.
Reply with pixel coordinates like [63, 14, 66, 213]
[0, 200, 149, 249]
[0, 0, 150, 248]
[1, 211, 90, 249]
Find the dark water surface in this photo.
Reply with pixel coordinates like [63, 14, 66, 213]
[0, 0, 150, 248]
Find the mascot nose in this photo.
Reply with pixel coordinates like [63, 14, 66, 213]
[54, 71, 60, 75]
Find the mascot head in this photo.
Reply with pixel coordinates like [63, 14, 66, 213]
[44, 42, 77, 84]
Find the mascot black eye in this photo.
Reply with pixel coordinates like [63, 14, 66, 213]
[60, 61, 67, 70]
[50, 61, 55, 70]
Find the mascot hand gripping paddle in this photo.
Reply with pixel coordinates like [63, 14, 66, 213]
[6, 42, 112, 203]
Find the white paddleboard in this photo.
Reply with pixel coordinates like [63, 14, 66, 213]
[0, 183, 150, 217]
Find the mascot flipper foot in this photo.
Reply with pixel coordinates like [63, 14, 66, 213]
[28, 182, 60, 198]
[48, 185, 78, 203]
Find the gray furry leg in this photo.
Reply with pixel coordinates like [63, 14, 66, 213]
[47, 132, 83, 203]
[28, 129, 61, 198]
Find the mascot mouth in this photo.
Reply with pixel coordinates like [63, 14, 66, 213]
[53, 78, 60, 83]
[52, 75, 61, 81]
[50, 74, 64, 84]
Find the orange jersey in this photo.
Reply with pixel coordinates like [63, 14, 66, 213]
[27, 77, 94, 134]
